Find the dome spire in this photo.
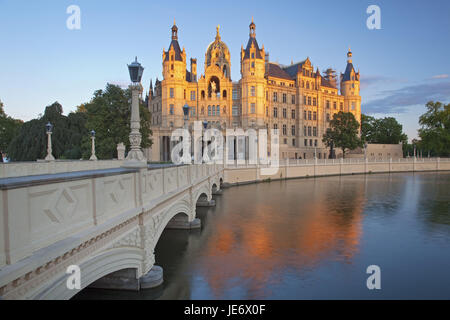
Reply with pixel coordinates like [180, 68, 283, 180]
[216, 24, 221, 41]
[347, 47, 352, 63]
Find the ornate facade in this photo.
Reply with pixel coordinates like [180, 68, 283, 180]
[146, 19, 361, 161]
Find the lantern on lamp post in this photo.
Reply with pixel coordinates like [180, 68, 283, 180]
[89, 130, 98, 161]
[123, 57, 147, 167]
[45, 122, 55, 161]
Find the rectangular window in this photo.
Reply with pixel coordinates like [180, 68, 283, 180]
[212, 106, 216, 116]
[170, 104, 174, 115]
[314, 139, 318, 147]
[308, 111, 312, 120]
[291, 125, 296, 135]
[326, 113, 330, 121]
[326, 100, 330, 109]
[217, 105, 220, 116]
[170, 88, 174, 98]
[291, 109, 295, 119]
[232, 105, 239, 116]
[251, 86, 255, 97]
[208, 106, 211, 116]
[283, 108, 287, 118]
[190, 91, 196, 101]
[309, 139, 312, 147]
[303, 96, 307, 105]
[304, 139, 307, 147]
[340, 102, 343, 111]
[313, 111, 317, 121]
[304, 126, 307, 136]
[274, 123, 278, 130]
[274, 107, 278, 118]
[313, 127, 317, 137]
[304, 110, 307, 120]
[251, 103, 256, 114]
[333, 101, 337, 109]
[282, 93, 287, 103]
[232, 89, 239, 100]
[308, 126, 311, 136]
[308, 97, 311, 105]
[273, 92, 278, 102]
[313, 98, 316, 106]
[292, 138, 296, 147]
[291, 95, 295, 104]
[282, 124, 287, 136]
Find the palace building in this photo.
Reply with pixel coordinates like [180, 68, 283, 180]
[146, 19, 361, 162]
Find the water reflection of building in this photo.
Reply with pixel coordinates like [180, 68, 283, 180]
[201, 177, 365, 298]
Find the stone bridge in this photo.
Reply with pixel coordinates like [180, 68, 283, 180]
[0, 163, 224, 299]
[1, 157, 449, 299]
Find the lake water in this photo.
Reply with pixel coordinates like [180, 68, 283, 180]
[74, 172, 450, 299]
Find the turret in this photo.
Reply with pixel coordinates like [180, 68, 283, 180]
[190, 58, 197, 82]
[162, 19, 187, 80]
[340, 48, 361, 119]
[240, 17, 266, 128]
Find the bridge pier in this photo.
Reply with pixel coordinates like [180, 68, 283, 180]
[166, 217, 201, 229]
[88, 266, 164, 291]
[212, 189, 223, 196]
[196, 199, 216, 207]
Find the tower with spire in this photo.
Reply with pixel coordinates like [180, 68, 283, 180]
[240, 17, 266, 127]
[340, 48, 361, 120]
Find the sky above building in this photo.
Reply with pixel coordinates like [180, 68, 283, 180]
[0, 0, 449, 141]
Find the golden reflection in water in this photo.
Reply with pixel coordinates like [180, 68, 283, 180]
[201, 178, 365, 298]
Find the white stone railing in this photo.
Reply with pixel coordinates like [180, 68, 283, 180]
[0, 162, 223, 298]
[0, 160, 124, 179]
[222, 158, 450, 185]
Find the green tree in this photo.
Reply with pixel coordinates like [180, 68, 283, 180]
[322, 111, 363, 158]
[0, 100, 23, 161]
[418, 101, 450, 157]
[361, 114, 407, 144]
[81, 84, 152, 159]
[7, 102, 87, 161]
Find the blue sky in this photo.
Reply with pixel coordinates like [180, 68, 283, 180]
[0, 0, 449, 141]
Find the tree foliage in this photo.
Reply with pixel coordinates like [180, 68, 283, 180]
[0, 100, 23, 161]
[7, 102, 88, 161]
[418, 101, 450, 157]
[322, 111, 363, 158]
[361, 114, 407, 144]
[80, 84, 152, 159]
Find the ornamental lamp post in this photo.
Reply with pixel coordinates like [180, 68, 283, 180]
[202, 120, 208, 163]
[123, 57, 147, 168]
[45, 122, 55, 161]
[89, 130, 98, 161]
[183, 104, 190, 129]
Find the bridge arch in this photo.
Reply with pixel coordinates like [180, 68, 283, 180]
[34, 246, 143, 300]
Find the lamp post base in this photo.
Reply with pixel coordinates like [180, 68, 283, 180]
[45, 154, 55, 161]
[89, 155, 98, 161]
[123, 149, 147, 168]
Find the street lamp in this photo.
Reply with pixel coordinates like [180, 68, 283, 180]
[89, 130, 97, 161]
[124, 57, 146, 167]
[183, 104, 190, 129]
[202, 120, 208, 162]
[364, 142, 368, 160]
[45, 122, 55, 161]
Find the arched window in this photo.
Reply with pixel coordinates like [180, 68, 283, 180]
[216, 105, 220, 116]
[201, 90, 205, 99]
[223, 90, 227, 98]
[306, 82, 310, 89]
[208, 106, 211, 116]
[223, 65, 228, 78]
[212, 105, 216, 116]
